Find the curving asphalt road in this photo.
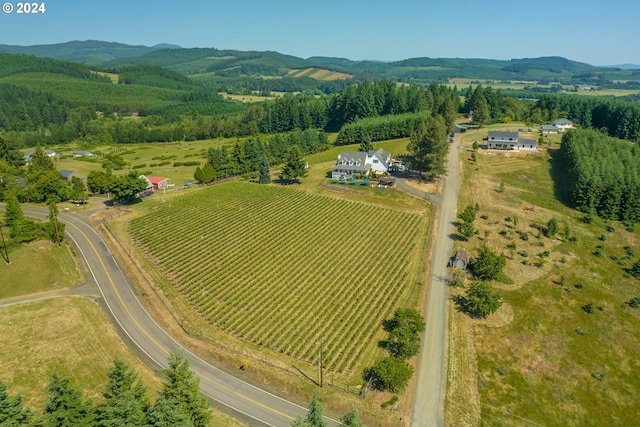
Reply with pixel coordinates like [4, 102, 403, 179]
[20, 207, 340, 427]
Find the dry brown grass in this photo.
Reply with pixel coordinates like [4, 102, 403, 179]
[0, 297, 163, 408]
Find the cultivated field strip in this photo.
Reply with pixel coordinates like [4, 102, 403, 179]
[130, 181, 427, 372]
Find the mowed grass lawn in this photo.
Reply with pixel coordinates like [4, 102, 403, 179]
[454, 134, 640, 426]
[129, 181, 428, 374]
[0, 240, 82, 299]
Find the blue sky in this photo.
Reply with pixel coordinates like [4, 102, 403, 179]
[0, 0, 638, 65]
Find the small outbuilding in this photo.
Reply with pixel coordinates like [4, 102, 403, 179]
[451, 250, 468, 270]
[73, 150, 93, 157]
[146, 175, 169, 190]
[60, 170, 74, 181]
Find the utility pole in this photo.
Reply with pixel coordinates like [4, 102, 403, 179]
[317, 339, 323, 388]
[0, 224, 9, 264]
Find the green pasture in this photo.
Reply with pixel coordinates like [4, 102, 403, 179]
[0, 240, 82, 299]
[454, 132, 640, 426]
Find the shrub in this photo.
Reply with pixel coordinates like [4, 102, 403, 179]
[569, 236, 578, 242]
[574, 282, 584, 289]
[598, 234, 607, 241]
[506, 241, 516, 250]
[606, 225, 615, 233]
[469, 244, 506, 281]
[480, 214, 489, 220]
[627, 297, 640, 308]
[575, 328, 588, 335]
[592, 372, 606, 381]
[520, 232, 529, 241]
[518, 250, 529, 258]
[499, 229, 508, 237]
[538, 250, 550, 258]
[582, 302, 595, 313]
[366, 357, 413, 393]
[461, 281, 502, 318]
[624, 246, 635, 258]
[381, 395, 398, 409]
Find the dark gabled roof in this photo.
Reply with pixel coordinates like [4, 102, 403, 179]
[60, 170, 74, 178]
[541, 125, 559, 130]
[337, 151, 367, 165]
[553, 118, 573, 125]
[488, 131, 519, 139]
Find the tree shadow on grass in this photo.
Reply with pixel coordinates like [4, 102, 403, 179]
[548, 147, 573, 207]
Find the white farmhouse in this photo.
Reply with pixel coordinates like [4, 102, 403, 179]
[487, 131, 537, 152]
[331, 148, 392, 179]
[552, 118, 573, 132]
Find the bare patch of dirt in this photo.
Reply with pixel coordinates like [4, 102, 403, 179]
[404, 177, 442, 195]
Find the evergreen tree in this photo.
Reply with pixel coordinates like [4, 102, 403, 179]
[200, 163, 216, 184]
[340, 409, 364, 427]
[472, 95, 490, 127]
[28, 145, 56, 174]
[0, 379, 33, 426]
[47, 197, 63, 246]
[87, 170, 112, 195]
[43, 372, 94, 427]
[281, 146, 308, 183]
[159, 353, 211, 427]
[193, 167, 204, 184]
[4, 191, 24, 228]
[303, 393, 326, 427]
[96, 359, 149, 427]
[463, 281, 502, 318]
[146, 395, 192, 427]
[258, 154, 271, 184]
[469, 244, 506, 281]
[407, 115, 449, 180]
[358, 131, 373, 152]
[0, 136, 25, 169]
[69, 176, 87, 204]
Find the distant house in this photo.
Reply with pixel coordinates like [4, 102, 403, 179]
[73, 150, 93, 157]
[451, 250, 468, 270]
[454, 124, 467, 133]
[24, 149, 56, 162]
[60, 170, 74, 181]
[541, 125, 559, 134]
[487, 131, 537, 151]
[146, 175, 169, 190]
[331, 148, 392, 179]
[552, 118, 573, 131]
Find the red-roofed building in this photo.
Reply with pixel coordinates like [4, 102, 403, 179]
[146, 176, 169, 190]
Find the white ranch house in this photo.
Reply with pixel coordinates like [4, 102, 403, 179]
[487, 131, 537, 151]
[553, 118, 573, 131]
[331, 148, 392, 179]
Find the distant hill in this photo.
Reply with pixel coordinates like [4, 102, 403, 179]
[1, 40, 638, 87]
[0, 40, 174, 65]
[607, 64, 640, 70]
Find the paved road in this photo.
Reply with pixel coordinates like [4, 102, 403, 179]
[411, 137, 462, 427]
[20, 207, 340, 427]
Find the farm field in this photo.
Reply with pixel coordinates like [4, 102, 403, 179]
[445, 130, 640, 426]
[286, 68, 352, 81]
[129, 181, 428, 374]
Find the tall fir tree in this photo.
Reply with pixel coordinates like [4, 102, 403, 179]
[258, 154, 271, 184]
[159, 353, 211, 427]
[0, 379, 33, 426]
[95, 359, 149, 427]
[407, 115, 449, 180]
[43, 372, 95, 427]
[281, 146, 308, 183]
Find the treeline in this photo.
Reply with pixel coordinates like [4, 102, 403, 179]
[113, 64, 196, 90]
[534, 94, 640, 142]
[207, 128, 328, 179]
[215, 75, 353, 95]
[559, 129, 640, 222]
[0, 354, 212, 427]
[335, 111, 430, 145]
[0, 84, 72, 131]
[0, 53, 111, 81]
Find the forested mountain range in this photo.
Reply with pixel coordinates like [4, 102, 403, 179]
[3, 40, 640, 87]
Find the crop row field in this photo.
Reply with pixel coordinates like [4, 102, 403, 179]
[129, 181, 428, 373]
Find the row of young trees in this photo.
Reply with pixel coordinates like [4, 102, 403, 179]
[335, 112, 430, 145]
[0, 353, 211, 427]
[363, 308, 424, 394]
[559, 128, 640, 222]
